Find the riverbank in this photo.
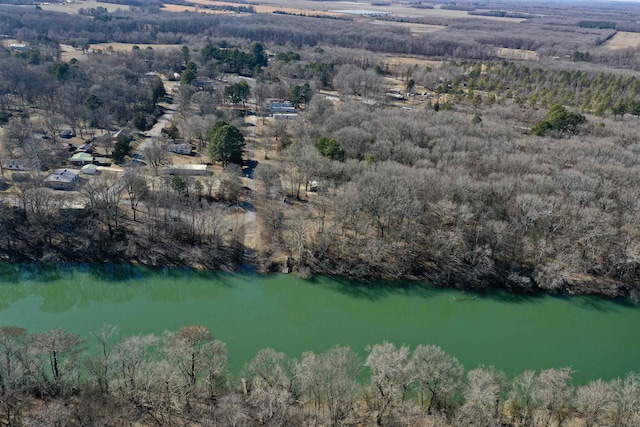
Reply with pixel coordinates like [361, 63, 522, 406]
[1, 219, 639, 302]
[1, 192, 638, 301]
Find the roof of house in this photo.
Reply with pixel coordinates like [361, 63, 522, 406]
[164, 164, 208, 171]
[81, 164, 98, 173]
[1, 159, 29, 170]
[169, 143, 193, 149]
[46, 168, 80, 184]
[71, 152, 94, 162]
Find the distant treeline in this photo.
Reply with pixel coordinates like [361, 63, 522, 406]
[469, 10, 537, 19]
[0, 6, 621, 63]
[578, 20, 617, 30]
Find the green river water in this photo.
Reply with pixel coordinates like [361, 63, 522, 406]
[0, 264, 638, 384]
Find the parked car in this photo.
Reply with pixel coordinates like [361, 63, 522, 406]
[59, 130, 75, 139]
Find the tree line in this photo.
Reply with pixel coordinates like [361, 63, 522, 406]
[1, 5, 638, 70]
[0, 325, 638, 426]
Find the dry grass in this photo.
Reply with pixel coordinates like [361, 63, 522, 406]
[603, 31, 640, 50]
[496, 47, 540, 61]
[161, 3, 233, 13]
[38, 0, 526, 22]
[60, 42, 182, 61]
[91, 42, 182, 52]
[40, 0, 123, 14]
[187, 0, 343, 16]
[245, 0, 526, 21]
[371, 20, 445, 35]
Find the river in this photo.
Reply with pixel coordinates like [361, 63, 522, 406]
[0, 264, 638, 384]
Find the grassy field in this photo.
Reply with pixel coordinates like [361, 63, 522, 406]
[40, 0, 124, 14]
[496, 47, 540, 61]
[381, 55, 443, 72]
[40, 0, 526, 24]
[186, 0, 343, 16]
[370, 20, 445, 35]
[60, 42, 182, 61]
[245, 0, 526, 21]
[603, 31, 640, 50]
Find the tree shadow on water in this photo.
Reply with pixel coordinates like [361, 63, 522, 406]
[304, 275, 442, 301]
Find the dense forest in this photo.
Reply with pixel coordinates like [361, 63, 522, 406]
[0, 325, 638, 426]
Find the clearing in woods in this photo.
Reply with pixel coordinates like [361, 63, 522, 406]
[60, 43, 183, 62]
[371, 20, 446, 35]
[603, 31, 640, 50]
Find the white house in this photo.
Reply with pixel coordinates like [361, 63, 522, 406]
[163, 164, 211, 176]
[168, 144, 194, 155]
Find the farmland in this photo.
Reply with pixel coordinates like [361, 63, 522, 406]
[604, 30, 640, 50]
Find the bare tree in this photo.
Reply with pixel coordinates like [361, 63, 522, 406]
[122, 166, 149, 221]
[245, 347, 296, 424]
[410, 344, 464, 414]
[142, 138, 169, 176]
[183, 115, 212, 151]
[255, 163, 282, 200]
[113, 334, 158, 401]
[40, 114, 65, 144]
[365, 342, 413, 426]
[83, 173, 126, 234]
[162, 326, 214, 395]
[2, 117, 32, 157]
[29, 329, 86, 397]
[85, 324, 118, 395]
[535, 367, 574, 427]
[456, 366, 506, 427]
[608, 372, 640, 427]
[507, 370, 540, 427]
[576, 379, 613, 427]
[0, 327, 28, 425]
[296, 346, 361, 426]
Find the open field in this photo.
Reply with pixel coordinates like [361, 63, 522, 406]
[39, 0, 527, 23]
[371, 19, 445, 35]
[186, 0, 344, 16]
[60, 42, 182, 61]
[380, 54, 443, 72]
[496, 47, 540, 61]
[40, 0, 125, 14]
[241, 0, 526, 21]
[161, 4, 233, 13]
[603, 31, 640, 50]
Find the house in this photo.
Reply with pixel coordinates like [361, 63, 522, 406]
[81, 164, 98, 175]
[195, 77, 214, 89]
[1, 159, 29, 171]
[163, 164, 211, 176]
[269, 101, 296, 114]
[92, 157, 112, 167]
[75, 143, 94, 154]
[9, 43, 28, 52]
[273, 113, 298, 120]
[70, 152, 94, 166]
[168, 143, 194, 155]
[44, 168, 80, 190]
